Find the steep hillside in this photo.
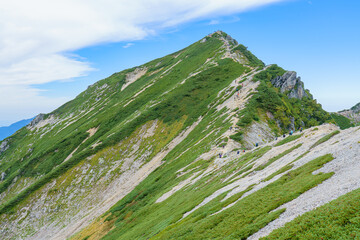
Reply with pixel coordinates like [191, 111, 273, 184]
[335, 102, 360, 128]
[0, 31, 350, 240]
[0, 118, 34, 141]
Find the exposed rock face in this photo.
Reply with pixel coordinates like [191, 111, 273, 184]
[0, 139, 9, 154]
[338, 102, 360, 124]
[121, 67, 148, 91]
[224, 33, 238, 46]
[351, 103, 360, 113]
[271, 71, 308, 99]
[29, 114, 45, 127]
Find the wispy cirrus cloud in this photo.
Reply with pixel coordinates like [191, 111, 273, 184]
[123, 43, 135, 48]
[208, 20, 220, 25]
[0, 0, 287, 125]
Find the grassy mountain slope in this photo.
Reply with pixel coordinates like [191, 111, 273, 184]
[1, 31, 354, 240]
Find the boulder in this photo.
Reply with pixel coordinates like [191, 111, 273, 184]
[29, 114, 45, 127]
[0, 139, 9, 154]
[271, 71, 308, 99]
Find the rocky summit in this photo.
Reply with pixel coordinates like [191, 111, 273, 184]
[0, 31, 359, 240]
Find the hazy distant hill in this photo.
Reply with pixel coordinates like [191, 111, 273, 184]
[0, 118, 34, 141]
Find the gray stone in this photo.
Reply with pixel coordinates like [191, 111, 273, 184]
[290, 117, 295, 131]
[271, 71, 308, 99]
[225, 34, 238, 45]
[29, 113, 45, 127]
[0, 139, 9, 154]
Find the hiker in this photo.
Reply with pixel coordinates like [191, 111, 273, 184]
[237, 150, 240, 154]
[300, 127, 303, 133]
[219, 153, 222, 158]
[255, 143, 258, 147]
[243, 149, 246, 153]
[223, 145, 225, 149]
[283, 134, 286, 138]
[230, 126, 232, 130]
[289, 130, 293, 136]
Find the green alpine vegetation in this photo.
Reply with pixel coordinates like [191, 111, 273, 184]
[310, 130, 340, 149]
[331, 113, 354, 129]
[1, 31, 359, 240]
[264, 187, 360, 239]
[275, 134, 303, 147]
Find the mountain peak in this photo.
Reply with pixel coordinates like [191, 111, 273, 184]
[206, 30, 238, 46]
[199, 30, 264, 67]
[0, 31, 343, 240]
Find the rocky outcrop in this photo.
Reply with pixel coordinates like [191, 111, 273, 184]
[1, 172, 6, 181]
[271, 71, 308, 99]
[0, 139, 9, 154]
[224, 33, 238, 46]
[121, 67, 148, 91]
[338, 102, 360, 124]
[29, 114, 45, 127]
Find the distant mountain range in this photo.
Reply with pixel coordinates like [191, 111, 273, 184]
[0, 118, 34, 141]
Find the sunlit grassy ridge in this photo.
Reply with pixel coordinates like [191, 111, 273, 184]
[0, 36, 241, 213]
[0, 31, 349, 240]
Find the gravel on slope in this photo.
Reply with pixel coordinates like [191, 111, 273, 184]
[248, 126, 360, 239]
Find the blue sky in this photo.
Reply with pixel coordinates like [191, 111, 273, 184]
[0, 0, 359, 126]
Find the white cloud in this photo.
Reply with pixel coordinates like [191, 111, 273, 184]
[208, 20, 220, 25]
[0, 85, 70, 126]
[0, 0, 286, 124]
[123, 43, 135, 48]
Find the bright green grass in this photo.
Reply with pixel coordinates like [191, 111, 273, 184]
[275, 134, 302, 147]
[255, 144, 302, 171]
[263, 187, 360, 239]
[310, 130, 340, 149]
[331, 113, 354, 130]
[225, 146, 272, 182]
[263, 164, 294, 182]
[97, 108, 235, 239]
[149, 154, 334, 240]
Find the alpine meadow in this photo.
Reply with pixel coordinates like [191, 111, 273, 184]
[1, 31, 360, 240]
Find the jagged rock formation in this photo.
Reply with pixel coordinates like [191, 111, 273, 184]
[0, 31, 352, 240]
[271, 71, 308, 99]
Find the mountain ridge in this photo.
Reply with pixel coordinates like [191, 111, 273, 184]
[1, 31, 358, 240]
